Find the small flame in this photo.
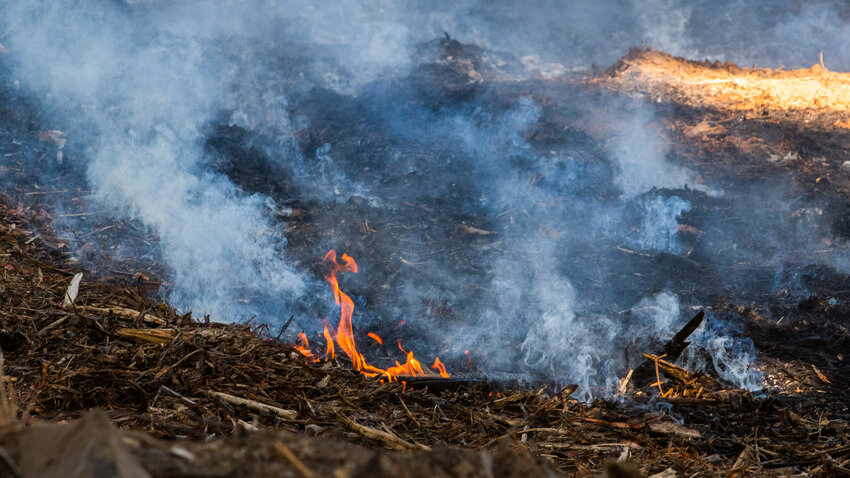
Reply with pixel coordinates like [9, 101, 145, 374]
[386, 350, 426, 377]
[323, 325, 335, 360]
[323, 250, 364, 370]
[464, 350, 475, 370]
[295, 332, 317, 362]
[432, 357, 449, 378]
[291, 250, 449, 382]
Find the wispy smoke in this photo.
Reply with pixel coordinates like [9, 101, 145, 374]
[0, 1, 313, 320]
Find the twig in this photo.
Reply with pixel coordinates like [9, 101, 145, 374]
[559, 384, 579, 398]
[643, 353, 721, 390]
[23, 189, 68, 196]
[271, 441, 317, 478]
[79, 216, 139, 238]
[335, 412, 428, 451]
[398, 396, 421, 426]
[205, 390, 297, 419]
[161, 386, 196, 406]
[77, 305, 166, 325]
[38, 315, 70, 335]
[728, 445, 756, 477]
[277, 315, 294, 340]
[579, 417, 645, 430]
[619, 369, 633, 394]
[812, 365, 832, 384]
[116, 328, 176, 345]
[653, 355, 665, 396]
[0, 447, 21, 478]
[632, 310, 704, 385]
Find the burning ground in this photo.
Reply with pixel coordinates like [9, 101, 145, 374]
[0, 1, 850, 476]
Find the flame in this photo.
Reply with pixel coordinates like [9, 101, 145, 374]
[295, 332, 316, 362]
[386, 349, 426, 377]
[291, 250, 450, 382]
[323, 325, 335, 360]
[432, 357, 449, 378]
[464, 350, 474, 370]
[323, 250, 364, 370]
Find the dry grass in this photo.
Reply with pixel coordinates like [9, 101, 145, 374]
[596, 47, 850, 117]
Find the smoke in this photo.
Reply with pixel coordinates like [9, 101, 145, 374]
[627, 196, 692, 254]
[369, 0, 850, 70]
[1, 0, 848, 397]
[681, 308, 763, 391]
[633, 294, 763, 392]
[0, 1, 313, 320]
[607, 106, 701, 197]
[0, 0, 428, 320]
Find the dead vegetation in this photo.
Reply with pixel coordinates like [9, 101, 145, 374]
[595, 47, 850, 123]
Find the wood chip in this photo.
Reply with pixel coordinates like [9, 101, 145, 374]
[648, 421, 701, 438]
[115, 328, 176, 345]
[812, 364, 832, 384]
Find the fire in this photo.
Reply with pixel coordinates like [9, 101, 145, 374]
[432, 357, 449, 378]
[322, 325, 335, 360]
[295, 332, 316, 362]
[294, 250, 449, 382]
[386, 348, 426, 377]
[323, 250, 363, 370]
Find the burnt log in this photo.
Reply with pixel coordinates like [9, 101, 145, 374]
[630, 310, 704, 386]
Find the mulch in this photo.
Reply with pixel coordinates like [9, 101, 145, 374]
[0, 198, 846, 477]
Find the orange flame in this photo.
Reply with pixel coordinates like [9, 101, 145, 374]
[323, 250, 366, 370]
[432, 357, 449, 378]
[386, 350, 426, 377]
[323, 325, 335, 360]
[294, 250, 449, 381]
[295, 332, 316, 362]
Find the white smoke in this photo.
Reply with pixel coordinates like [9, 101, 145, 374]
[632, 293, 763, 392]
[0, 0, 421, 320]
[627, 196, 692, 254]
